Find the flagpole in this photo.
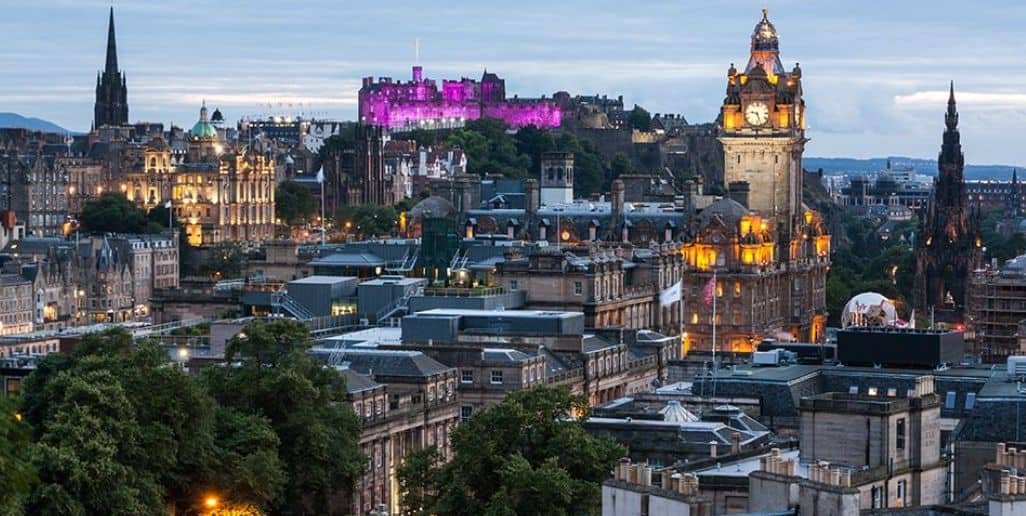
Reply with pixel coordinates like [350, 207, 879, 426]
[320, 178, 326, 246]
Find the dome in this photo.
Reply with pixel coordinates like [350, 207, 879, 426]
[842, 292, 898, 328]
[190, 103, 219, 140]
[699, 197, 749, 227]
[751, 9, 779, 51]
[659, 400, 699, 424]
[409, 195, 457, 220]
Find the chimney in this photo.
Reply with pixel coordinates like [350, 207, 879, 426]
[730, 432, 741, 454]
[525, 179, 539, 214]
[728, 181, 750, 208]
[709, 441, 718, 458]
[610, 179, 625, 240]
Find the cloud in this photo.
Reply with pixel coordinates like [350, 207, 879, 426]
[894, 90, 1026, 110]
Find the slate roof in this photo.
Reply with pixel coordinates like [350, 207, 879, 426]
[314, 349, 454, 379]
[340, 368, 384, 394]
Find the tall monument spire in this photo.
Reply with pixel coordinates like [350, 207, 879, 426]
[94, 7, 128, 128]
[945, 80, 958, 130]
[105, 7, 118, 74]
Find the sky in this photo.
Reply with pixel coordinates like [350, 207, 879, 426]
[3, 0, 1026, 165]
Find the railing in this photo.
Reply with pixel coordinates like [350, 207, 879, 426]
[374, 286, 424, 322]
[422, 286, 507, 297]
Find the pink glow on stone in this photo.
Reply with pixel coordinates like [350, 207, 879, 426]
[359, 66, 561, 129]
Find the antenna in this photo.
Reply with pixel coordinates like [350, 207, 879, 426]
[415, 37, 420, 65]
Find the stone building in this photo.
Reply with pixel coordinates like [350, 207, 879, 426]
[323, 351, 459, 515]
[0, 150, 69, 237]
[680, 196, 829, 353]
[913, 84, 983, 322]
[172, 104, 276, 246]
[61, 156, 105, 217]
[719, 9, 806, 242]
[0, 274, 34, 335]
[493, 243, 684, 336]
[967, 254, 1026, 361]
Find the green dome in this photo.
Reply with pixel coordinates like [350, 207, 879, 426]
[190, 120, 218, 139]
[189, 103, 219, 140]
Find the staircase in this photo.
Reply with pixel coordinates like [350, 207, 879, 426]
[270, 287, 315, 320]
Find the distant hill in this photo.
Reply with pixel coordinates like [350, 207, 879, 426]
[0, 113, 75, 135]
[805, 156, 1019, 181]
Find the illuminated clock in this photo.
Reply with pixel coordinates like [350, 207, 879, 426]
[745, 102, 770, 126]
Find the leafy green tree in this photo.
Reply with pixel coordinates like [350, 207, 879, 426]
[78, 192, 162, 234]
[397, 446, 442, 516]
[627, 105, 652, 131]
[276, 180, 317, 224]
[338, 204, 399, 239]
[403, 386, 623, 516]
[610, 153, 636, 180]
[0, 397, 35, 514]
[199, 243, 244, 280]
[317, 125, 358, 164]
[202, 320, 364, 515]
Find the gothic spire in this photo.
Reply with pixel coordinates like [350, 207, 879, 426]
[945, 80, 958, 131]
[105, 7, 118, 75]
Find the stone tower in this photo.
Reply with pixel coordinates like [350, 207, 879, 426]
[718, 9, 805, 242]
[913, 83, 982, 318]
[94, 7, 128, 128]
[540, 151, 574, 206]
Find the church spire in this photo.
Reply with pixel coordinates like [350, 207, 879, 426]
[945, 80, 958, 131]
[105, 7, 118, 75]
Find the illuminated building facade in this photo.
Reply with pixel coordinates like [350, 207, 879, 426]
[359, 66, 561, 130]
[681, 10, 830, 354]
[124, 104, 276, 246]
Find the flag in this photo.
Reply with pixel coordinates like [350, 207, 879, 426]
[164, 200, 172, 209]
[315, 166, 325, 183]
[660, 280, 682, 307]
[702, 276, 716, 305]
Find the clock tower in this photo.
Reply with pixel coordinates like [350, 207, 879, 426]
[719, 9, 806, 240]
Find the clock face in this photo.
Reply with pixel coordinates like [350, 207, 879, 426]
[745, 102, 770, 126]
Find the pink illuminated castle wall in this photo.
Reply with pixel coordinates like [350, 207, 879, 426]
[359, 66, 561, 130]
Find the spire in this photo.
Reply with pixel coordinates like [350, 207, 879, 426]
[945, 81, 958, 131]
[105, 7, 118, 74]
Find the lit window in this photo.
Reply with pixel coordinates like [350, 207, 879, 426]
[887, 388, 897, 397]
[691, 312, 698, 324]
[867, 387, 878, 396]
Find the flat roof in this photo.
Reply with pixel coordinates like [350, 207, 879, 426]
[412, 308, 582, 319]
[359, 276, 426, 286]
[710, 363, 1002, 384]
[321, 327, 403, 347]
[693, 448, 809, 478]
[289, 275, 357, 285]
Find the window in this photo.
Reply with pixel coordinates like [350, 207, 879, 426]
[945, 391, 956, 409]
[490, 370, 503, 384]
[871, 486, 883, 509]
[461, 369, 473, 384]
[887, 388, 897, 397]
[734, 281, 741, 297]
[867, 387, 878, 397]
[848, 385, 859, 395]
[966, 392, 977, 410]
[509, 280, 518, 291]
[691, 312, 698, 324]
[897, 480, 907, 507]
[573, 281, 583, 296]
[896, 418, 906, 450]
[461, 405, 473, 421]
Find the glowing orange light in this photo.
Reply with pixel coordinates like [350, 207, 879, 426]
[204, 496, 218, 509]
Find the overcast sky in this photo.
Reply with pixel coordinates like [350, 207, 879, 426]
[3, 0, 1026, 164]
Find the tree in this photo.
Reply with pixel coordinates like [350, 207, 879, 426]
[202, 320, 364, 515]
[397, 447, 441, 516]
[78, 192, 162, 234]
[276, 180, 317, 224]
[199, 243, 244, 280]
[0, 397, 35, 514]
[627, 105, 652, 132]
[610, 153, 636, 180]
[317, 125, 358, 164]
[402, 386, 624, 516]
[337, 204, 399, 239]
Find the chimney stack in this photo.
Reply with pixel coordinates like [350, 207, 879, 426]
[728, 181, 750, 208]
[610, 179, 625, 241]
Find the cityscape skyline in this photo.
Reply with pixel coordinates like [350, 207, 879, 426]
[3, 0, 1026, 165]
